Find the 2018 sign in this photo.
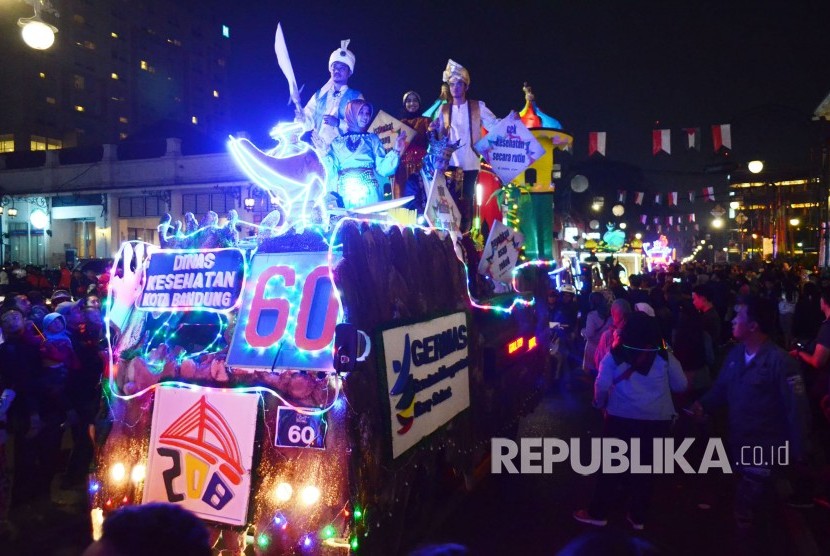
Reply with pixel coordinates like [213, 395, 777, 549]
[275, 407, 327, 449]
[226, 252, 342, 371]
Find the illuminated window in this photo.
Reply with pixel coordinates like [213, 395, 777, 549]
[140, 60, 148, 70]
[46, 97, 56, 104]
[75, 105, 85, 112]
[119, 116, 128, 124]
[111, 31, 118, 38]
[77, 40, 96, 50]
[111, 72, 119, 80]
[166, 38, 182, 46]
[73, 75, 85, 90]
[221, 25, 230, 38]
[119, 132, 127, 140]
[191, 116, 198, 125]
[39, 72, 46, 79]
[0, 134, 14, 153]
[30, 136, 62, 151]
[73, 14, 85, 24]
[213, 90, 219, 98]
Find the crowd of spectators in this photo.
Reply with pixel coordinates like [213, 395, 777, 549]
[0, 260, 111, 538]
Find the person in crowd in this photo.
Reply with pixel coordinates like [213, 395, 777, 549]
[393, 90, 432, 198]
[779, 282, 797, 348]
[0, 308, 42, 508]
[574, 312, 687, 531]
[692, 283, 722, 347]
[51, 289, 72, 307]
[581, 292, 611, 376]
[58, 262, 72, 290]
[401, 132, 461, 214]
[26, 290, 49, 330]
[0, 265, 9, 296]
[71, 269, 89, 300]
[690, 295, 809, 555]
[85, 294, 102, 311]
[672, 300, 714, 400]
[324, 99, 405, 210]
[82, 503, 211, 556]
[430, 59, 517, 232]
[56, 300, 85, 336]
[296, 39, 363, 148]
[594, 299, 632, 370]
[627, 274, 649, 306]
[793, 281, 823, 344]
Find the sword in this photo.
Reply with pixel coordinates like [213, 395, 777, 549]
[274, 23, 302, 113]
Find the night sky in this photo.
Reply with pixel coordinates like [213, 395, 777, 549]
[224, 1, 830, 186]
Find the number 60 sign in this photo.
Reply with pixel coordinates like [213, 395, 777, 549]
[226, 251, 342, 371]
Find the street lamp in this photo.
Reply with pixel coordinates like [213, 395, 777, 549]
[789, 218, 800, 227]
[712, 217, 724, 229]
[748, 160, 764, 174]
[18, 0, 59, 50]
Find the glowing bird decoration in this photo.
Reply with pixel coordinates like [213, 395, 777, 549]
[227, 122, 329, 236]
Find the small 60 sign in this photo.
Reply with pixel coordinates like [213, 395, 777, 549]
[275, 407, 326, 449]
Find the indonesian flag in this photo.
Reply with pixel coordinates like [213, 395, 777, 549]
[652, 129, 671, 155]
[640, 215, 648, 225]
[694, 223, 700, 231]
[617, 190, 627, 203]
[668, 216, 674, 225]
[712, 124, 732, 152]
[689, 213, 696, 222]
[688, 191, 695, 203]
[653, 216, 660, 224]
[654, 193, 662, 205]
[683, 127, 701, 150]
[634, 192, 644, 205]
[703, 186, 715, 201]
[676, 224, 681, 231]
[668, 192, 678, 206]
[588, 131, 606, 156]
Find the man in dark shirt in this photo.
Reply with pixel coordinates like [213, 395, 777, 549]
[693, 283, 722, 347]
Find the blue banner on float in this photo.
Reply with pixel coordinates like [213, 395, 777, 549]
[226, 251, 342, 372]
[137, 248, 246, 312]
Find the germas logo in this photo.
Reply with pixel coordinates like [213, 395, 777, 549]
[155, 395, 245, 511]
[390, 328, 469, 436]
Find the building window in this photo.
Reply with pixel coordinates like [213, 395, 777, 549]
[111, 72, 119, 80]
[73, 74, 85, 90]
[221, 25, 230, 38]
[73, 14, 86, 24]
[191, 116, 198, 125]
[30, 136, 62, 151]
[181, 193, 236, 216]
[0, 134, 14, 153]
[119, 116, 128, 124]
[76, 40, 96, 50]
[119, 132, 127, 140]
[39, 71, 46, 79]
[111, 31, 118, 38]
[127, 228, 157, 243]
[75, 105, 85, 112]
[46, 97, 56, 104]
[140, 60, 155, 73]
[118, 196, 161, 218]
[213, 90, 219, 98]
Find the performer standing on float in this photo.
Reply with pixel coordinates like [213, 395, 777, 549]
[296, 39, 363, 147]
[325, 99, 406, 210]
[430, 59, 517, 232]
[393, 91, 432, 198]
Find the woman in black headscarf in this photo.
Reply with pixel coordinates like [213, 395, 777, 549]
[393, 91, 432, 198]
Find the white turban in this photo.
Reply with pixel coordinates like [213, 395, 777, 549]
[329, 39, 355, 73]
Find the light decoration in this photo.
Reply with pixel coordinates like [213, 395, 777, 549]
[19, 0, 59, 51]
[227, 121, 330, 235]
[110, 462, 126, 483]
[130, 463, 146, 484]
[256, 533, 270, 550]
[507, 335, 538, 356]
[300, 485, 321, 506]
[507, 337, 525, 354]
[642, 235, 675, 271]
[273, 511, 288, 529]
[29, 209, 49, 229]
[274, 482, 293, 502]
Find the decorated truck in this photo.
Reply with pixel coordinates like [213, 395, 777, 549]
[90, 121, 549, 554]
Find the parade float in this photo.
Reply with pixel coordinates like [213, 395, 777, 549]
[89, 33, 549, 556]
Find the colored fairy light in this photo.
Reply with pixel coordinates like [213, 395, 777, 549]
[273, 512, 288, 529]
[350, 536, 359, 550]
[274, 482, 293, 502]
[88, 481, 101, 494]
[301, 534, 314, 549]
[257, 533, 270, 549]
[300, 485, 321, 506]
[320, 525, 336, 539]
[353, 506, 363, 520]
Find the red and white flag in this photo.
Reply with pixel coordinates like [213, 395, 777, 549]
[640, 215, 648, 225]
[617, 190, 626, 203]
[653, 216, 660, 224]
[712, 124, 732, 152]
[654, 193, 662, 205]
[668, 216, 674, 225]
[689, 213, 696, 222]
[703, 186, 715, 201]
[652, 129, 671, 155]
[683, 127, 701, 151]
[688, 191, 695, 203]
[588, 131, 606, 157]
[634, 192, 644, 205]
[668, 192, 678, 206]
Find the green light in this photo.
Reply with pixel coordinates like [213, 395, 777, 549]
[353, 506, 363, 520]
[257, 533, 270, 549]
[350, 536, 359, 551]
[321, 525, 336, 539]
